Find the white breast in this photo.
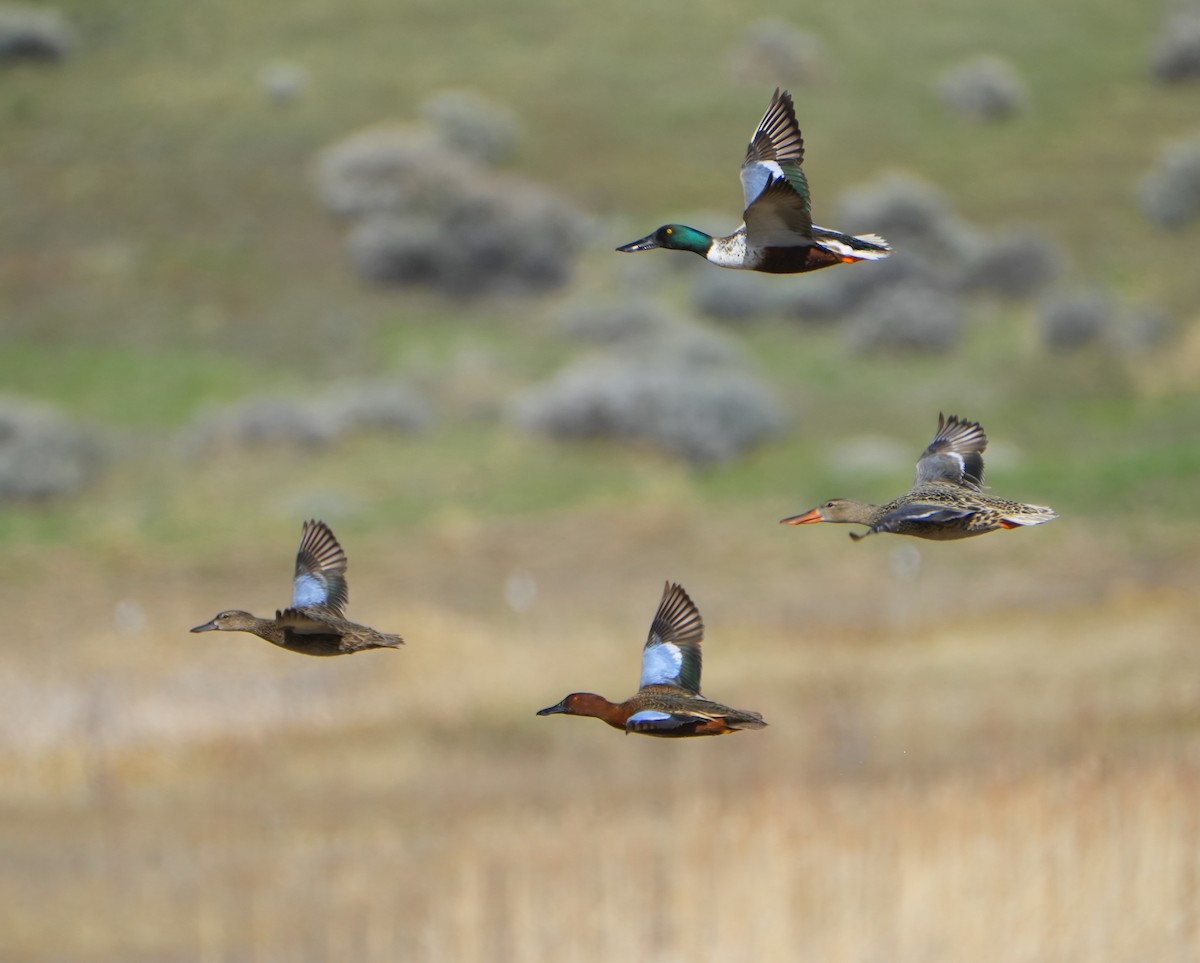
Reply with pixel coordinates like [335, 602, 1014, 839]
[706, 230, 751, 269]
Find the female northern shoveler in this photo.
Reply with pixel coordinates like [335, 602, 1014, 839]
[615, 88, 890, 273]
[536, 582, 766, 737]
[781, 413, 1058, 541]
[190, 520, 404, 656]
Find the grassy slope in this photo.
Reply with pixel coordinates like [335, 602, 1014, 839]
[1, 0, 1197, 548]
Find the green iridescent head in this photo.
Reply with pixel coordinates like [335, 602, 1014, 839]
[616, 224, 713, 256]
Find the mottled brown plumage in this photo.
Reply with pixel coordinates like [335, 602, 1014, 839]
[781, 413, 1057, 541]
[190, 520, 403, 656]
[536, 582, 765, 738]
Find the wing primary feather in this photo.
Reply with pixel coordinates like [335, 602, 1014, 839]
[744, 88, 804, 167]
[915, 413, 988, 488]
[649, 581, 704, 649]
[640, 582, 705, 692]
[291, 520, 349, 613]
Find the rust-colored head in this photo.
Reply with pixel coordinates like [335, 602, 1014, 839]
[536, 692, 627, 729]
[537, 692, 603, 717]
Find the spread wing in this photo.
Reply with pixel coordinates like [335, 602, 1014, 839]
[639, 582, 704, 693]
[743, 177, 816, 247]
[914, 413, 987, 489]
[740, 88, 813, 243]
[290, 520, 349, 614]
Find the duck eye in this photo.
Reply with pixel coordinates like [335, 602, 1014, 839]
[664, 227, 673, 235]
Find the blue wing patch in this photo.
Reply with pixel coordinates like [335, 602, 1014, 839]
[626, 709, 673, 727]
[291, 573, 328, 608]
[740, 160, 784, 210]
[640, 642, 683, 688]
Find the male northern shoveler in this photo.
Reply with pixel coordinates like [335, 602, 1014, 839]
[190, 520, 404, 656]
[781, 413, 1058, 541]
[615, 88, 890, 273]
[536, 582, 766, 737]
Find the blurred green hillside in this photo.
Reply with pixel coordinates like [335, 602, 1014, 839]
[1, 0, 1199, 551]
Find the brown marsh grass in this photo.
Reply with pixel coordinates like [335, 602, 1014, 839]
[2, 508, 1199, 962]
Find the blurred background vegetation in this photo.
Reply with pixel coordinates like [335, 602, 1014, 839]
[2, 0, 1200, 960]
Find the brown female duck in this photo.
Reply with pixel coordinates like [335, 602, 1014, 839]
[190, 520, 404, 656]
[782, 413, 1057, 541]
[537, 582, 765, 737]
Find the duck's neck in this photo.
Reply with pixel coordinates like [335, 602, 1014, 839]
[570, 693, 632, 731]
[857, 501, 889, 524]
[250, 617, 289, 644]
[706, 230, 748, 267]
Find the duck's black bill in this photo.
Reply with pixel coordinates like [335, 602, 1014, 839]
[615, 233, 660, 253]
[190, 620, 217, 633]
[536, 700, 568, 716]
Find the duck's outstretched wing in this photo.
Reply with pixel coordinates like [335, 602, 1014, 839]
[639, 581, 704, 693]
[290, 520, 349, 614]
[914, 413, 988, 489]
[740, 88, 813, 244]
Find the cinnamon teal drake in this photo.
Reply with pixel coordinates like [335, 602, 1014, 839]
[781, 413, 1058, 541]
[536, 581, 765, 737]
[190, 520, 404, 656]
[615, 88, 890, 273]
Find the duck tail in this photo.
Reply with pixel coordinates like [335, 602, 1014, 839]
[998, 505, 1058, 529]
[812, 228, 891, 262]
[374, 631, 405, 648]
[727, 709, 768, 730]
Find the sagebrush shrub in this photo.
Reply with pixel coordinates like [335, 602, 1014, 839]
[845, 283, 964, 355]
[422, 90, 519, 166]
[317, 122, 587, 297]
[1036, 289, 1115, 352]
[0, 5, 74, 65]
[729, 19, 825, 87]
[1150, 1, 1200, 83]
[559, 297, 679, 344]
[512, 348, 781, 465]
[0, 397, 101, 500]
[937, 55, 1029, 122]
[837, 175, 981, 262]
[186, 381, 432, 453]
[1138, 132, 1200, 229]
[963, 229, 1065, 300]
[691, 269, 785, 322]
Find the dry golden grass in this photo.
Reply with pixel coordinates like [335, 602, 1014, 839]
[2, 506, 1200, 962]
[6, 745, 1200, 961]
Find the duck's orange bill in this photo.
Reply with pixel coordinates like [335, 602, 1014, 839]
[780, 508, 823, 525]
